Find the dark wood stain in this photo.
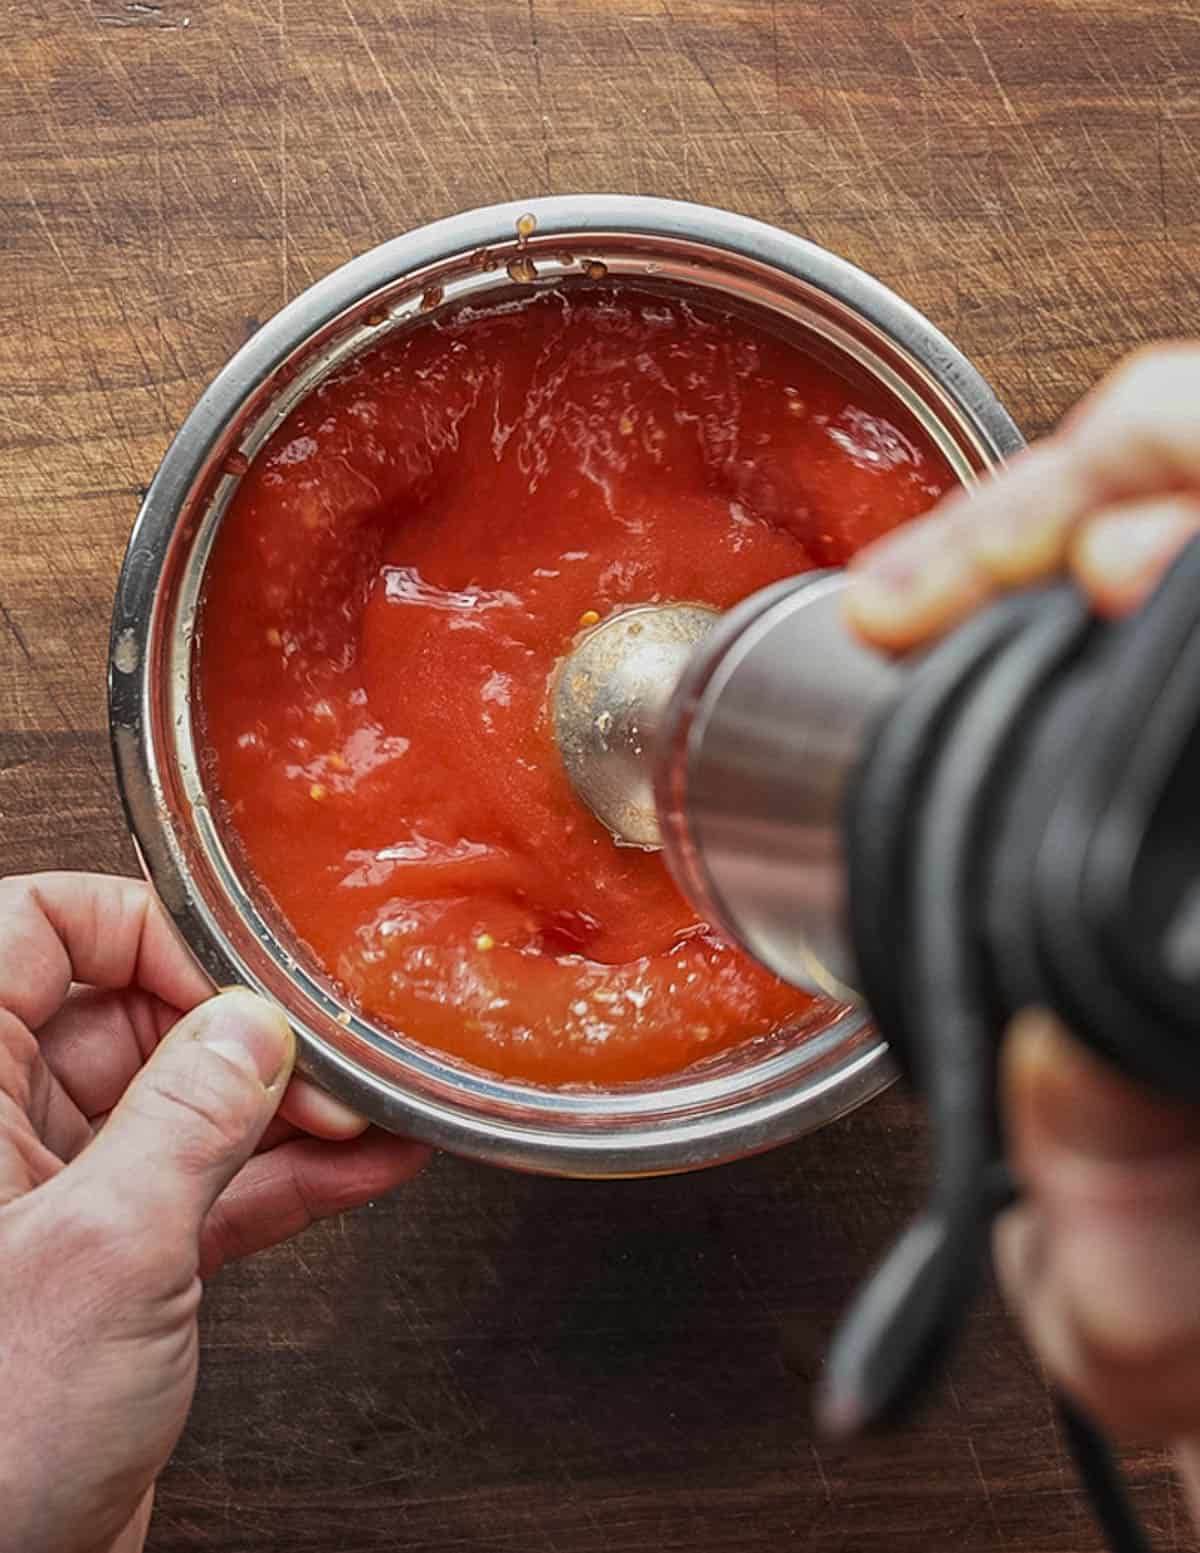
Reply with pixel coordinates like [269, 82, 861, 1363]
[1, 2, 1198, 1548]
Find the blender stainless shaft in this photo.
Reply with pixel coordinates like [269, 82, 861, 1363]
[551, 572, 904, 1000]
[654, 572, 903, 1002]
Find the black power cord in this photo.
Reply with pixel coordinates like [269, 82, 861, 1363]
[1058, 1397, 1154, 1553]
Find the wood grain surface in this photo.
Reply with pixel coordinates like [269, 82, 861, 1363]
[3, 2, 1200, 1549]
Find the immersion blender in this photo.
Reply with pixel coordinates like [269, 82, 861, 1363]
[553, 542, 1200, 1553]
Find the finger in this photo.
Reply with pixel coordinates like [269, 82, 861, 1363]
[63, 990, 294, 1251]
[82, 1107, 300, 1152]
[841, 500, 994, 653]
[1063, 342, 1200, 497]
[14, 1040, 93, 1169]
[258, 1113, 301, 1152]
[996, 1010, 1200, 1437]
[0, 1010, 79, 1201]
[1069, 495, 1200, 617]
[847, 342, 1200, 651]
[199, 1129, 431, 1275]
[277, 1074, 371, 1140]
[844, 442, 1089, 651]
[37, 989, 365, 1143]
[37, 985, 180, 1121]
[91, 1087, 360, 1153]
[0, 874, 211, 1031]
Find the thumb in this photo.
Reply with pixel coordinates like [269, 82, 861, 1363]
[996, 1010, 1200, 1437]
[73, 988, 294, 1248]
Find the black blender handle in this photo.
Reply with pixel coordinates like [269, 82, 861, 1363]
[1032, 532, 1200, 1094]
[845, 589, 1054, 1090]
[822, 538, 1200, 1553]
[826, 581, 1093, 1435]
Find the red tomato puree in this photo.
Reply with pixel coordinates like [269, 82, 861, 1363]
[198, 284, 953, 1085]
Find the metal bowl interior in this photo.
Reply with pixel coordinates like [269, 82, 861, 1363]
[109, 195, 1022, 1177]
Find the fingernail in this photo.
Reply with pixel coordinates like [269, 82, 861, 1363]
[195, 989, 293, 1087]
[846, 538, 988, 648]
[852, 536, 973, 599]
[852, 512, 951, 588]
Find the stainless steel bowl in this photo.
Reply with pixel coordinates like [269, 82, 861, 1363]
[109, 195, 1022, 1177]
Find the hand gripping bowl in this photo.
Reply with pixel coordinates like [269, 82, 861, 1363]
[108, 195, 1021, 1177]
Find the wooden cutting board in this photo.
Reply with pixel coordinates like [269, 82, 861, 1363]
[1, 2, 1197, 1548]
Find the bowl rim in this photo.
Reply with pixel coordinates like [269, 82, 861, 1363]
[108, 194, 1024, 1177]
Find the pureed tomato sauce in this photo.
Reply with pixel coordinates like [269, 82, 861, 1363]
[197, 284, 954, 1085]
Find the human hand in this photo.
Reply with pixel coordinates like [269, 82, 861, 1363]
[843, 343, 1200, 1505]
[0, 872, 429, 1553]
